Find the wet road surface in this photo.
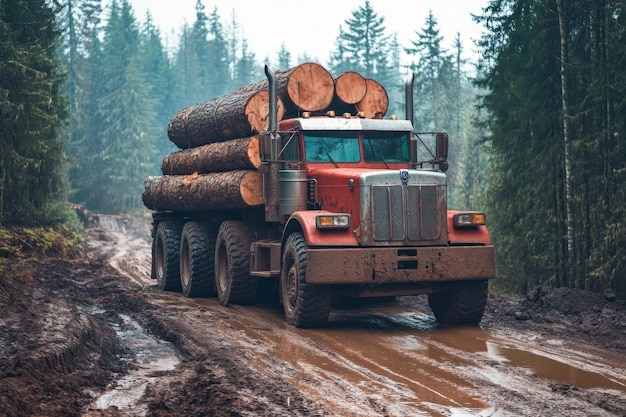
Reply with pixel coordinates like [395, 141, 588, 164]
[95, 215, 626, 416]
[142, 289, 626, 416]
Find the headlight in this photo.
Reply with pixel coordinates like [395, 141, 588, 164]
[453, 212, 486, 228]
[316, 214, 351, 229]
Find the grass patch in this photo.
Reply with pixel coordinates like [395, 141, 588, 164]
[0, 225, 82, 275]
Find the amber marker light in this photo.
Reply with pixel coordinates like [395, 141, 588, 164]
[453, 212, 486, 228]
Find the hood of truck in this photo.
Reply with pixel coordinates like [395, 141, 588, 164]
[308, 167, 448, 246]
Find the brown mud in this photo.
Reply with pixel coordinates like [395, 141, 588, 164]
[1, 213, 625, 416]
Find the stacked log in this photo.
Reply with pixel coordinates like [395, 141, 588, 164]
[142, 171, 263, 212]
[145, 63, 391, 213]
[235, 62, 335, 117]
[162, 136, 260, 175]
[356, 79, 389, 119]
[331, 71, 368, 112]
[167, 90, 285, 150]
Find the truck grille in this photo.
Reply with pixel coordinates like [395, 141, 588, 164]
[371, 184, 441, 242]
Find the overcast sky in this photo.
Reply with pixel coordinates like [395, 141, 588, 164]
[119, 0, 488, 65]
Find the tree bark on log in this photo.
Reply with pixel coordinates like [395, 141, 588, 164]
[356, 78, 389, 119]
[161, 136, 260, 175]
[167, 90, 285, 149]
[143, 171, 263, 212]
[237, 62, 335, 116]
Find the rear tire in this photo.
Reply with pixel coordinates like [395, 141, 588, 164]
[428, 280, 488, 324]
[281, 232, 331, 328]
[214, 221, 258, 305]
[154, 220, 183, 292]
[180, 221, 217, 298]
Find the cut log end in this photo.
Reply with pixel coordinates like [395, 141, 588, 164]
[245, 91, 285, 133]
[247, 136, 261, 169]
[286, 62, 335, 112]
[334, 71, 367, 105]
[239, 170, 263, 206]
[356, 79, 389, 119]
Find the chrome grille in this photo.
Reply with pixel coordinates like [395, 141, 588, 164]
[371, 184, 441, 242]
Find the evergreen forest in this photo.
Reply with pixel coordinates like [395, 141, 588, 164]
[1, 0, 625, 296]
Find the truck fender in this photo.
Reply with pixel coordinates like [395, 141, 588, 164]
[282, 210, 358, 249]
[447, 211, 492, 245]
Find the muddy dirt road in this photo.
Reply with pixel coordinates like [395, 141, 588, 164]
[2, 214, 626, 416]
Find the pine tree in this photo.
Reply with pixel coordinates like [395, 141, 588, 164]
[277, 43, 291, 69]
[405, 11, 453, 131]
[206, 6, 229, 97]
[0, 0, 68, 225]
[58, 0, 104, 209]
[406, 11, 469, 205]
[476, 0, 574, 292]
[233, 38, 260, 87]
[92, 0, 158, 213]
[476, 0, 626, 294]
[447, 33, 490, 210]
[138, 13, 177, 159]
[328, 0, 392, 81]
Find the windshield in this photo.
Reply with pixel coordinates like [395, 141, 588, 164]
[363, 131, 411, 162]
[303, 130, 411, 164]
[304, 132, 360, 163]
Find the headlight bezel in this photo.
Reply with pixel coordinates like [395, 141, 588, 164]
[315, 213, 351, 230]
[453, 212, 486, 228]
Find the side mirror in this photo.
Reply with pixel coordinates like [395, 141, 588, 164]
[436, 133, 448, 160]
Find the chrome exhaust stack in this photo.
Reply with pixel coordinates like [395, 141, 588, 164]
[262, 65, 281, 222]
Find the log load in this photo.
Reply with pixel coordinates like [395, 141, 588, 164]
[236, 62, 335, 116]
[167, 90, 285, 149]
[162, 136, 260, 175]
[356, 78, 389, 119]
[143, 171, 263, 212]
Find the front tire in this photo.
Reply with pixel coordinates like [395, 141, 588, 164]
[154, 220, 183, 292]
[281, 232, 331, 328]
[428, 280, 488, 324]
[214, 221, 258, 306]
[180, 221, 217, 298]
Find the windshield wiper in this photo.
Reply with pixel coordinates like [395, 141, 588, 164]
[325, 151, 339, 168]
[367, 140, 390, 169]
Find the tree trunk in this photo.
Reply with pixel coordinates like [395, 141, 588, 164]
[356, 79, 389, 119]
[237, 62, 335, 116]
[556, 0, 576, 286]
[161, 136, 260, 175]
[143, 171, 263, 212]
[167, 90, 285, 149]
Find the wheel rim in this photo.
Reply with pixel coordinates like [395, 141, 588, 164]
[181, 239, 190, 287]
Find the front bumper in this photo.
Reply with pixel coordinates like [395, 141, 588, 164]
[305, 245, 495, 285]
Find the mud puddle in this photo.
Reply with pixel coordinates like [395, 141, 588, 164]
[88, 311, 181, 415]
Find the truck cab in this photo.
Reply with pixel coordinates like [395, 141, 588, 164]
[245, 73, 495, 326]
